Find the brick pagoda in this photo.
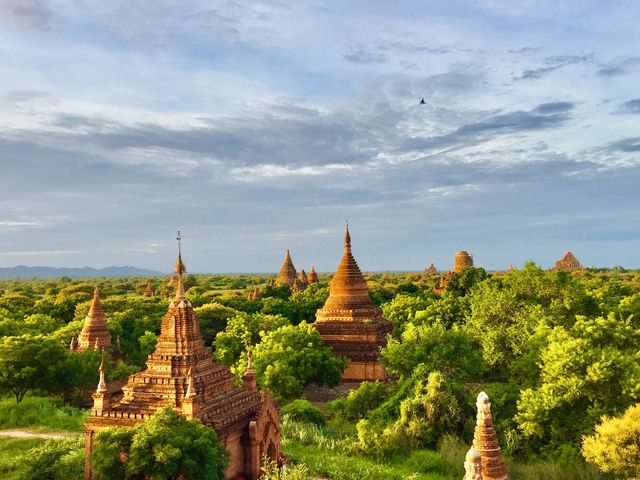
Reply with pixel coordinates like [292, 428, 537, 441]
[454, 250, 474, 272]
[314, 226, 392, 382]
[551, 251, 582, 272]
[275, 249, 297, 287]
[308, 265, 319, 284]
[84, 240, 280, 480]
[73, 288, 112, 352]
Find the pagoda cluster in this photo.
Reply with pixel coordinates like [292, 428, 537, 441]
[275, 249, 318, 292]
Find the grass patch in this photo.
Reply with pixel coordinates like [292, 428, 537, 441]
[0, 437, 47, 480]
[0, 396, 87, 432]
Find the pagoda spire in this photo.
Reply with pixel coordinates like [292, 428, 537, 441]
[174, 230, 186, 300]
[276, 248, 297, 287]
[344, 220, 351, 251]
[96, 357, 107, 393]
[243, 348, 257, 389]
[473, 392, 510, 480]
[185, 366, 196, 398]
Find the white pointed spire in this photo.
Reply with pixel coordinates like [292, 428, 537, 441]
[96, 357, 108, 393]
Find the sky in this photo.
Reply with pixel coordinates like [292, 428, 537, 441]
[0, 0, 639, 273]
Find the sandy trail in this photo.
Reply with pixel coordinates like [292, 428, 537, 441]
[0, 429, 74, 440]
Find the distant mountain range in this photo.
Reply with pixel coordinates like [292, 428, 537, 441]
[0, 265, 163, 279]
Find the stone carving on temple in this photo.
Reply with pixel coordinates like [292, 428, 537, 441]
[550, 251, 582, 272]
[275, 249, 298, 287]
[314, 226, 393, 382]
[472, 392, 510, 480]
[73, 288, 112, 352]
[308, 265, 319, 284]
[84, 234, 280, 480]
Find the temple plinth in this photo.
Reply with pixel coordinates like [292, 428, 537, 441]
[84, 240, 280, 480]
[276, 249, 297, 287]
[473, 392, 510, 480]
[75, 288, 111, 352]
[314, 227, 392, 382]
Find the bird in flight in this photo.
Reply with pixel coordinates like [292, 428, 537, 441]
[420, 98, 426, 105]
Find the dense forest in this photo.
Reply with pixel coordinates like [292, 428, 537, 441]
[0, 264, 639, 479]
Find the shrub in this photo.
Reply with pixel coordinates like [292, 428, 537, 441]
[326, 382, 390, 421]
[282, 400, 325, 426]
[582, 403, 640, 479]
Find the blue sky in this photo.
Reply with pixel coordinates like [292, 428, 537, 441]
[0, 0, 639, 272]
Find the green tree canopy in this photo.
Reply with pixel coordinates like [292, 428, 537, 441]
[92, 407, 228, 480]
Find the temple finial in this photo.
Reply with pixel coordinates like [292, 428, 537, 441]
[96, 356, 107, 393]
[344, 221, 351, 250]
[174, 231, 186, 300]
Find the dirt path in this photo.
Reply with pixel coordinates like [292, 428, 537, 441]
[0, 429, 75, 440]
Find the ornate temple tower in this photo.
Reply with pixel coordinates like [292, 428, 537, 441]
[84, 235, 280, 480]
[314, 226, 393, 382]
[308, 265, 319, 284]
[298, 269, 309, 290]
[473, 392, 510, 480]
[275, 249, 297, 287]
[454, 251, 474, 272]
[76, 288, 112, 352]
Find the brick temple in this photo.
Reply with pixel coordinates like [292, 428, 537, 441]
[71, 288, 112, 352]
[84, 243, 280, 480]
[275, 249, 298, 287]
[551, 251, 582, 272]
[314, 226, 392, 382]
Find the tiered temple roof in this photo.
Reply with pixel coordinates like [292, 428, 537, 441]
[315, 226, 392, 382]
[84, 241, 280, 480]
[75, 288, 111, 352]
[472, 392, 510, 480]
[308, 265, 319, 284]
[276, 249, 297, 287]
[551, 251, 582, 272]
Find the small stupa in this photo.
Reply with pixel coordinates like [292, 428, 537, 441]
[473, 392, 510, 480]
[275, 249, 298, 287]
[425, 263, 438, 274]
[307, 265, 319, 284]
[463, 446, 484, 480]
[314, 225, 393, 381]
[76, 288, 112, 352]
[143, 279, 155, 297]
[550, 251, 582, 272]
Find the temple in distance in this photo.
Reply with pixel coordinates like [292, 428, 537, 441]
[551, 251, 583, 272]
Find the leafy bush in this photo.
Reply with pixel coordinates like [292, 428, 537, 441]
[0, 396, 87, 431]
[25, 437, 84, 480]
[582, 403, 640, 479]
[282, 400, 325, 426]
[326, 382, 390, 421]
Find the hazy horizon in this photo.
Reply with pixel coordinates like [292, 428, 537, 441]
[1, 1, 639, 272]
